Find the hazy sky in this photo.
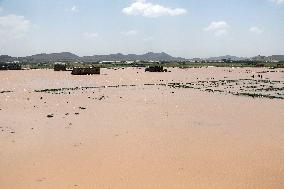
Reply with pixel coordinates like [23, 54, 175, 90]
[0, 0, 283, 58]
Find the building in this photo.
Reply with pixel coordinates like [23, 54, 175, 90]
[54, 62, 67, 71]
[145, 66, 167, 72]
[71, 67, 100, 75]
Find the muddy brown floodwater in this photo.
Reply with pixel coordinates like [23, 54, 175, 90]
[1, 67, 284, 189]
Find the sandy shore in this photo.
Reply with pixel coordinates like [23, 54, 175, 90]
[1, 67, 284, 189]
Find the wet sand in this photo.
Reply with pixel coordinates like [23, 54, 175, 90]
[1, 67, 284, 189]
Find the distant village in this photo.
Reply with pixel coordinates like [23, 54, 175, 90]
[1, 53, 284, 71]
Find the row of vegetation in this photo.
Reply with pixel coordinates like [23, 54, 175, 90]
[34, 77, 284, 100]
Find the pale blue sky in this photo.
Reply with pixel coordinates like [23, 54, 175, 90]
[0, 0, 283, 58]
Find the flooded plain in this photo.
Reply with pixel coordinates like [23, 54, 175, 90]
[1, 67, 284, 189]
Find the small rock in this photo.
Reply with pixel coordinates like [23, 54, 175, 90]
[98, 96, 105, 100]
[47, 114, 54, 118]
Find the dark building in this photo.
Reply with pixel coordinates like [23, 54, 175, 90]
[145, 66, 167, 72]
[54, 63, 67, 71]
[71, 67, 100, 75]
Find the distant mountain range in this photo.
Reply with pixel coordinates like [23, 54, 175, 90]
[81, 52, 185, 62]
[14, 52, 184, 62]
[28, 52, 80, 61]
[1, 52, 284, 63]
[194, 55, 284, 62]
